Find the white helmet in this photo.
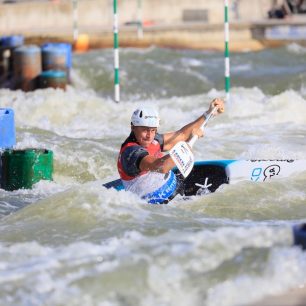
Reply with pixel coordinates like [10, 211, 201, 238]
[131, 106, 160, 127]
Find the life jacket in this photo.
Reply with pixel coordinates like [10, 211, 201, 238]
[117, 139, 163, 181]
[117, 133, 177, 204]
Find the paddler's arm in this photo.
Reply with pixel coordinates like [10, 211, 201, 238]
[139, 154, 175, 174]
[162, 98, 225, 151]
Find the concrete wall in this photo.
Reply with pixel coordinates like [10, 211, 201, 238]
[0, 0, 274, 36]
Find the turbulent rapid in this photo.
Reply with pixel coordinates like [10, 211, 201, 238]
[0, 44, 306, 306]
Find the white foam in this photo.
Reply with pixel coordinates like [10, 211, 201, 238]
[286, 43, 306, 55]
[206, 247, 306, 306]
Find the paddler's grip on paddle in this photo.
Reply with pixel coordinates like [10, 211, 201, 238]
[188, 98, 225, 148]
[209, 98, 225, 115]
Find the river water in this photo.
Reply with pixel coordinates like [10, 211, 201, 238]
[0, 43, 306, 306]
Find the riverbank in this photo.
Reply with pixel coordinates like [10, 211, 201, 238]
[23, 22, 264, 52]
[21, 19, 306, 53]
[1, 0, 306, 52]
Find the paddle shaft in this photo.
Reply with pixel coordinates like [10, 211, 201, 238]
[188, 107, 217, 148]
[168, 106, 218, 178]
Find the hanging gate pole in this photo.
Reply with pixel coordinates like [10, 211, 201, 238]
[224, 0, 230, 102]
[137, 0, 143, 39]
[113, 0, 120, 102]
[72, 0, 79, 42]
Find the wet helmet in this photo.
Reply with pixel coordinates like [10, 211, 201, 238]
[131, 106, 160, 127]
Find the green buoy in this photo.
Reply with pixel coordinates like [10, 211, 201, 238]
[0, 148, 53, 191]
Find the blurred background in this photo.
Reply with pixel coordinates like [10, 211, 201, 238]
[0, 0, 305, 51]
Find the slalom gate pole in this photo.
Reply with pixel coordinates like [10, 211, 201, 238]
[72, 0, 79, 41]
[137, 0, 143, 39]
[113, 0, 120, 103]
[224, 0, 230, 102]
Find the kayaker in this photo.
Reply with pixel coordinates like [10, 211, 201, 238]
[117, 98, 225, 204]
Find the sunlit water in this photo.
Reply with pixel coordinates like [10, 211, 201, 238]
[0, 44, 306, 306]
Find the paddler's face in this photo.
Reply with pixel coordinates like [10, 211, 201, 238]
[133, 126, 157, 147]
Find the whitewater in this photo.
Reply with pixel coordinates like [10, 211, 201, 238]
[0, 44, 306, 306]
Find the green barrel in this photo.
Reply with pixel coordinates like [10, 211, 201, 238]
[0, 149, 53, 191]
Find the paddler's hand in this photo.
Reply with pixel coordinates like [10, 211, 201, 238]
[192, 127, 204, 139]
[208, 98, 225, 115]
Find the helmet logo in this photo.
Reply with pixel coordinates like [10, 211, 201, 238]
[131, 108, 159, 127]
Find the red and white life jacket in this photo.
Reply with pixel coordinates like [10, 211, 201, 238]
[117, 139, 163, 181]
[117, 137, 177, 203]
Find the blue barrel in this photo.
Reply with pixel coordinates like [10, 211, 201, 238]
[0, 108, 16, 149]
[41, 43, 72, 82]
[41, 43, 72, 69]
[13, 45, 42, 91]
[39, 70, 67, 90]
[293, 223, 306, 250]
[0, 35, 24, 49]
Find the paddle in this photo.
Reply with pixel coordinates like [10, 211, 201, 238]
[169, 107, 217, 178]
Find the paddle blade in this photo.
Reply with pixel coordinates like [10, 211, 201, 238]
[169, 141, 194, 178]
